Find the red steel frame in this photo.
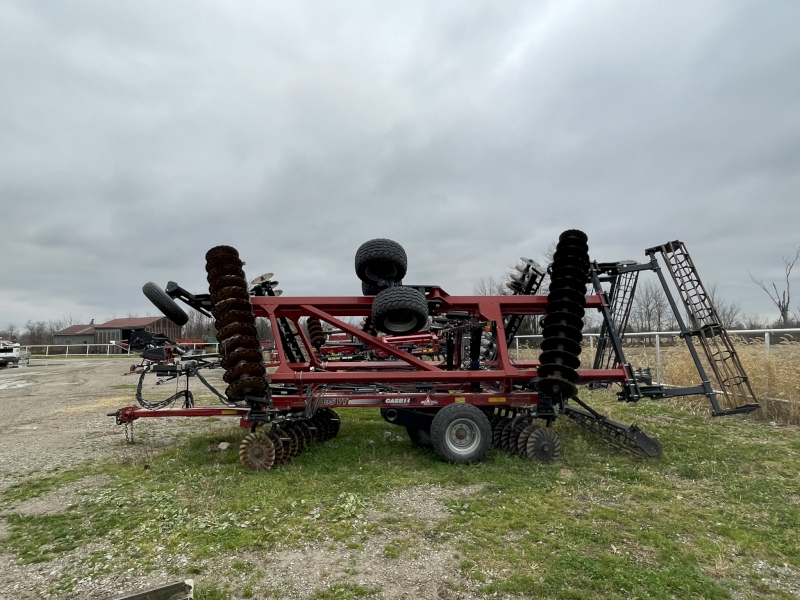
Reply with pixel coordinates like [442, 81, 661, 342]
[115, 287, 628, 425]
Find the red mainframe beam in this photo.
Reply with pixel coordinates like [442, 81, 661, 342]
[252, 290, 612, 387]
[250, 291, 605, 318]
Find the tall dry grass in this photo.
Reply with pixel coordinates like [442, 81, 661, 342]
[516, 339, 800, 425]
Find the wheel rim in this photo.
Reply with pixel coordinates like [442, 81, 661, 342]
[365, 263, 398, 281]
[445, 418, 481, 455]
[384, 311, 419, 333]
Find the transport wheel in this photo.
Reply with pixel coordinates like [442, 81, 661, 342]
[525, 428, 561, 463]
[406, 427, 433, 448]
[142, 282, 189, 326]
[355, 238, 407, 284]
[239, 432, 276, 471]
[362, 281, 382, 296]
[371, 286, 429, 335]
[430, 404, 492, 464]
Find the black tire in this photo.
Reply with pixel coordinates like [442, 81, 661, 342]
[142, 282, 189, 326]
[371, 286, 428, 335]
[355, 239, 407, 284]
[406, 426, 433, 448]
[362, 281, 382, 296]
[430, 404, 492, 464]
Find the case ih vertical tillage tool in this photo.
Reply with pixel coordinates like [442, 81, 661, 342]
[112, 230, 759, 470]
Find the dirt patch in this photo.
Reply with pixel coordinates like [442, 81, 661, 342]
[0, 360, 234, 494]
[367, 484, 485, 523]
[9, 475, 112, 516]
[230, 534, 482, 600]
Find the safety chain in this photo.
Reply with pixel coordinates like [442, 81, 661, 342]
[124, 420, 134, 444]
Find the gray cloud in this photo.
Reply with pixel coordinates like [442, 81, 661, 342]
[1, 0, 798, 328]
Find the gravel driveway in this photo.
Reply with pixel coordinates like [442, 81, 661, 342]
[0, 360, 481, 600]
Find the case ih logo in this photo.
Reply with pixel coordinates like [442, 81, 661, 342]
[385, 398, 411, 405]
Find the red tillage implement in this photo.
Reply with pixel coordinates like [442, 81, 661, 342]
[113, 231, 755, 470]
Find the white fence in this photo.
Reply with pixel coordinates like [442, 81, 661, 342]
[22, 343, 219, 357]
[22, 327, 800, 368]
[513, 327, 800, 354]
[513, 328, 800, 386]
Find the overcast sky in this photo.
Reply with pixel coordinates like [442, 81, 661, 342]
[1, 0, 798, 330]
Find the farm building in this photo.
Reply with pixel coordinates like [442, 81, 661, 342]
[94, 317, 182, 352]
[52, 322, 96, 346]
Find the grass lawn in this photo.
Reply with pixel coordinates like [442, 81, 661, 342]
[2, 390, 799, 599]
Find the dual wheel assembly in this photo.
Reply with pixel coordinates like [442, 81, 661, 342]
[402, 404, 559, 464]
[238, 409, 342, 471]
[355, 239, 429, 335]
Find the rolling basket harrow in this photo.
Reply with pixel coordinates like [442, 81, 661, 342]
[110, 231, 759, 470]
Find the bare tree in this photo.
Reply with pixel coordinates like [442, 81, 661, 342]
[182, 309, 216, 339]
[631, 280, 669, 332]
[792, 305, 800, 328]
[707, 283, 742, 330]
[474, 256, 553, 336]
[750, 246, 800, 328]
[740, 313, 767, 330]
[473, 276, 506, 296]
[3, 323, 18, 340]
[23, 321, 49, 345]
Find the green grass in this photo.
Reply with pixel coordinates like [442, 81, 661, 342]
[1, 392, 799, 598]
